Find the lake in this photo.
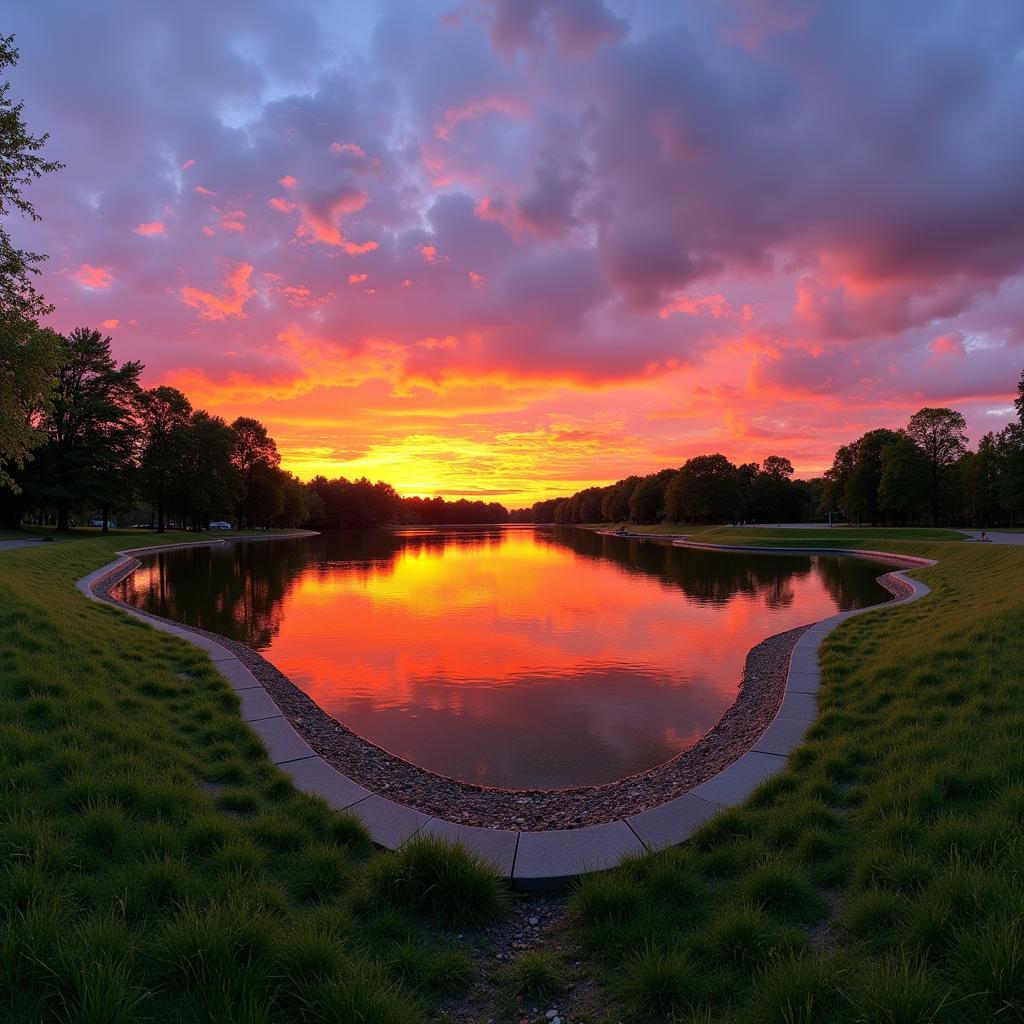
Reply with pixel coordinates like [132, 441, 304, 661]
[115, 528, 890, 788]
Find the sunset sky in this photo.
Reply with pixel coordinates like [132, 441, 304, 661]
[8, 1, 1024, 506]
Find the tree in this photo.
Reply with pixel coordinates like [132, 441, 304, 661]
[138, 386, 193, 532]
[845, 429, 902, 526]
[22, 328, 141, 530]
[600, 476, 641, 523]
[231, 417, 281, 528]
[822, 444, 856, 522]
[0, 319, 60, 492]
[0, 36, 64, 493]
[756, 455, 795, 522]
[173, 410, 243, 530]
[664, 454, 738, 523]
[878, 436, 929, 525]
[0, 35, 64, 322]
[906, 407, 968, 524]
[628, 469, 676, 523]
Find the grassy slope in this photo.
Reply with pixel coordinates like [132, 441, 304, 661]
[568, 529, 1024, 1022]
[0, 532, 504, 1024]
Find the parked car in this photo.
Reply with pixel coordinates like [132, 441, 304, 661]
[209, 521, 233, 530]
[89, 518, 117, 528]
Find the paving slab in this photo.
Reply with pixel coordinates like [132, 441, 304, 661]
[350, 794, 430, 849]
[238, 687, 282, 722]
[248, 715, 315, 764]
[777, 691, 818, 721]
[280, 756, 373, 810]
[626, 793, 721, 852]
[419, 819, 519, 876]
[183, 633, 236, 662]
[513, 820, 643, 890]
[215, 658, 263, 691]
[691, 750, 788, 807]
[754, 715, 812, 756]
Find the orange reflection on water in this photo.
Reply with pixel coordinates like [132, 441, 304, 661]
[119, 529, 887, 787]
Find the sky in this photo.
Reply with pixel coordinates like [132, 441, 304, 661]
[7, 0, 1024, 506]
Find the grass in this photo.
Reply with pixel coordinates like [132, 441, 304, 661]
[0, 529, 507, 1023]
[568, 526, 1024, 1022]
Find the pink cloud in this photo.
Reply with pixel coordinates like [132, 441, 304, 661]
[133, 221, 165, 236]
[348, 273, 368, 285]
[329, 141, 366, 157]
[928, 333, 967, 361]
[219, 209, 247, 233]
[180, 158, 196, 170]
[434, 97, 523, 142]
[268, 196, 296, 213]
[194, 185, 215, 196]
[100, 318, 120, 329]
[659, 293, 749, 321]
[181, 261, 255, 321]
[73, 264, 113, 289]
[418, 243, 448, 264]
[279, 175, 298, 188]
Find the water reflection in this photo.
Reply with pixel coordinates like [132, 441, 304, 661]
[117, 527, 889, 787]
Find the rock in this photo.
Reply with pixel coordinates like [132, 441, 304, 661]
[546, 1011, 558, 1020]
[528, 916, 538, 926]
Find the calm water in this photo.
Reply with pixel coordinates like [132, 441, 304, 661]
[116, 528, 890, 788]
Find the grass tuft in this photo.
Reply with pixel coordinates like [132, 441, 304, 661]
[361, 834, 507, 928]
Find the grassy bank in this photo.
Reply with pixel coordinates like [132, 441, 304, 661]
[567, 528, 1024, 1022]
[0, 531, 506, 1023]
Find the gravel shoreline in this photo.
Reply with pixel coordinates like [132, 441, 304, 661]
[95, 555, 912, 831]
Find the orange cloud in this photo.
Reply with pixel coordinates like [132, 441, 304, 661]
[100, 318, 120, 329]
[418, 243, 448, 264]
[295, 189, 378, 253]
[133, 221, 165, 236]
[181, 261, 255, 320]
[468, 271, 484, 287]
[73, 264, 113, 289]
[348, 273, 368, 285]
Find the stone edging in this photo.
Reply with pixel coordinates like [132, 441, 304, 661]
[76, 534, 934, 890]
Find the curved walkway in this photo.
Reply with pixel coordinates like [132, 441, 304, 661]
[77, 536, 934, 890]
[963, 529, 1024, 545]
[0, 538, 45, 552]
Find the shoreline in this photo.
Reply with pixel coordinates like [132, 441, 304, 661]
[91, 534, 916, 831]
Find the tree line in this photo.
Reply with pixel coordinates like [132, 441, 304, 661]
[1, 324, 515, 532]
[520, 392, 1024, 528]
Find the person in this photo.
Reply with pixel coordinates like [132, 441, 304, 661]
[980, 530, 988, 542]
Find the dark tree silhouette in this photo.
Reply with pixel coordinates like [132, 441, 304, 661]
[23, 328, 141, 531]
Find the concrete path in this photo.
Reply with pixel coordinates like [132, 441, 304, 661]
[963, 529, 1024, 545]
[0, 538, 44, 552]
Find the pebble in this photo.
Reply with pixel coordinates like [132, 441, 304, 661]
[546, 1012, 558, 1021]
[528, 916, 538, 925]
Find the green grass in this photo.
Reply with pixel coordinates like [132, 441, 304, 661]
[0, 530, 506, 1023]
[605, 523, 969, 543]
[568, 527, 1024, 1022]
